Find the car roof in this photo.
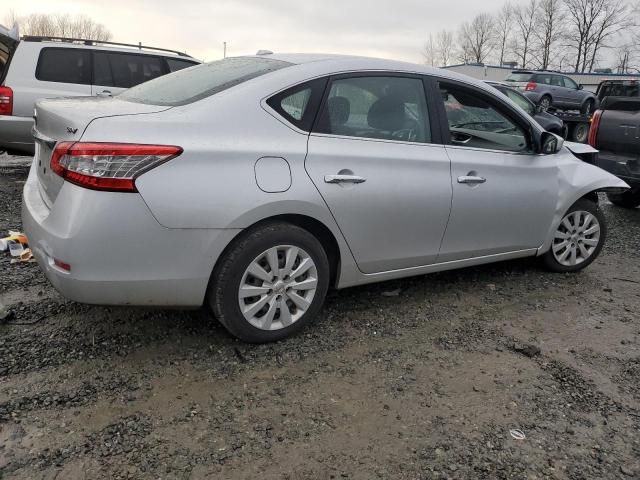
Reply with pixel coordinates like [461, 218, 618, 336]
[21, 37, 198, 60]
[255, 53, 498, 92]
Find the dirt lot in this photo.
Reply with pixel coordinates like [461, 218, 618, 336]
[1, 166, 639, 480]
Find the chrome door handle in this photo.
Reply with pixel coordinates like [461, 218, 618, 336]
[97, 90, 112, 97]
[457, 175, 486, 184]
[324, 174, 367, 184]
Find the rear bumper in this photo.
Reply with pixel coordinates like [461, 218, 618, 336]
[22, 163, 240, 306]
[0, 116, 34, 154]
[596, 154, 640, 189]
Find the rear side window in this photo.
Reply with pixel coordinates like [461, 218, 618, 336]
[266, 78, 327, 131]
[106, 53, 166, 88]
[36, 48, 91, 84]
[166, 58, 198, 72]
[315, 76, 431, 143]
[119, 57, 292, 106]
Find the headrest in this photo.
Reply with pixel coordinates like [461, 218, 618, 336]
[328, 96, 350, 126]
[367, 95, 406, 131]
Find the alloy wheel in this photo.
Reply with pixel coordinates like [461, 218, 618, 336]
[238, 245, 318, 330]
[552, 210, 601, 267]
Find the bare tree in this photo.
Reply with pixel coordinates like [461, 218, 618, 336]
[564, 0, 606, 72]
[436, 30, 454, 66]
[535, 0, 562, 69]
[10, 13, 111, 41]
[512, 0, 538, 68]
[458, 13, 495, 63]
[423, 34, 438, 66]
[495, 2, 514, 66]
[587, 0, 631, 71]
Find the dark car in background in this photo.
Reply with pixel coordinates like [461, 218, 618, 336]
[486, 81, 566, 137]
[588, 81, 640, 208]
[596, 79, 639, 102]
[505, 70, 598, 114]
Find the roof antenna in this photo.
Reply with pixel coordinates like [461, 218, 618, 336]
[256, 50, 273, 56]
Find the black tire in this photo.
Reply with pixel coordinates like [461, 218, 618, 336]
[607, 189, 640, 209]
[539, 95, 552, 111]
[581, 98, 595, 115]
[542, 199, 607, 273]
[207, 221, 330, 343]
[571, 123, 589, 143]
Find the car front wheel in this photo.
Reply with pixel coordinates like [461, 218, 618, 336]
[208, 222, 330, 343]
[542, 199, 606, 273]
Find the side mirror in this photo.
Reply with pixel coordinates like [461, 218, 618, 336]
[578, 84, 584, 90]
[540, 131, 564, 154]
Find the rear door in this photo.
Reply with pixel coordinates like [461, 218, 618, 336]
[91, 51, 168, 97]
[305, 73, 452, 274]
[435, 80, 558, 261]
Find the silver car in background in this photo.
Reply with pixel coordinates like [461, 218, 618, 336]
[23, 54, 628, 343]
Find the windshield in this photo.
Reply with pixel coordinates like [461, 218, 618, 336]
[119, 56, 292, 106]
[506, 73, 533, 82]
[504, 88, 535, 115]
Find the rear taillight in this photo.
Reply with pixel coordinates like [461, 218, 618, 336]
[525, 82, 537, 91]
[0, 86, 13, 115]
[588, 110, 602, 147]
[50, 142, 182, 192]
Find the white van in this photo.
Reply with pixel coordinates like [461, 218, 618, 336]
[0, 25, 200, 154]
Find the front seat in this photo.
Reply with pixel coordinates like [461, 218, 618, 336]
[367, 95, 408, 139]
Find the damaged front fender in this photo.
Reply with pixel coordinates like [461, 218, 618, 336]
[537, 149, 630, 256]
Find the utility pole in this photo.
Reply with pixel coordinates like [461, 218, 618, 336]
[223, 42, 227, 59]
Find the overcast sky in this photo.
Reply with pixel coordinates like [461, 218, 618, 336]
[6, 0, 508, 64]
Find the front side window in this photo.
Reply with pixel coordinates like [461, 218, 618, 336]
[315, 76, 431, 143]
[36, 48, 91, 85]
[440, 84, 529, 153]
[120, 56, 292, 106]
[562, 77, 578, 89]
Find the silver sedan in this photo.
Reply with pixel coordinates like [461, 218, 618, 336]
[22, 54, 628, 342]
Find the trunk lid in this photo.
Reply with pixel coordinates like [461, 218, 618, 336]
[33, 96, 171, 206]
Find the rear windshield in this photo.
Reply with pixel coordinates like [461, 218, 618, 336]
[505, 73, 533, 82]
[119, 56, 292, 106]
[598, 81, 640, 99]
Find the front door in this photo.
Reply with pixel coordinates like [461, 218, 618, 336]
[435, 81, 558, 262]
[305, 74, 452, 274]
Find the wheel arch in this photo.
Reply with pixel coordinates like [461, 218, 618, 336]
[210, 213, 346, 291]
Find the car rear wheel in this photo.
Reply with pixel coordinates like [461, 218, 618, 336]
[607, 189, 640, 209]
[542, 199, 606, 273]
[538, 95, 552, 111]
[208, 221, 330, 343]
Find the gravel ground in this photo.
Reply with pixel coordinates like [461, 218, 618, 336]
[0, 166, 639, 479]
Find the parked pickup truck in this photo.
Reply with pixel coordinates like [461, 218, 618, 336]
[588, 95, 640, 208]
